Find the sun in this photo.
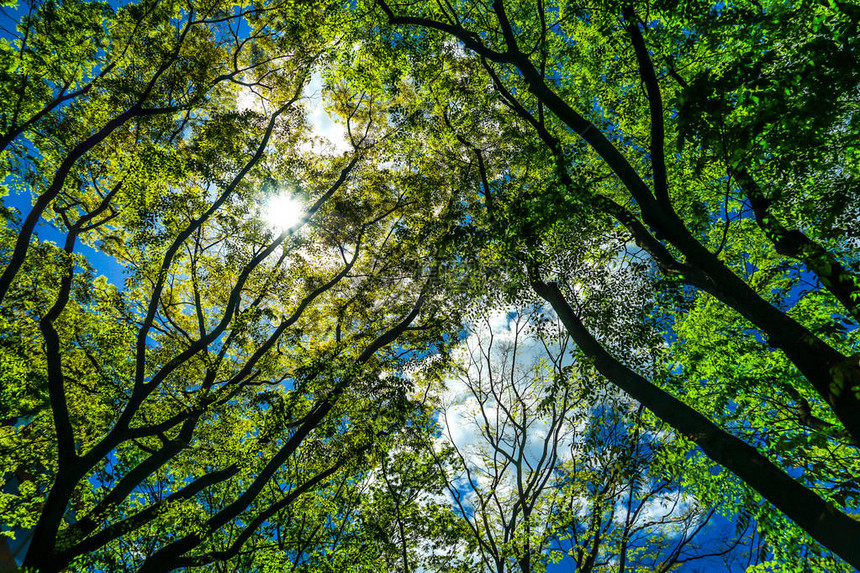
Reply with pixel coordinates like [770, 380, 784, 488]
[262, 193, 304, 232]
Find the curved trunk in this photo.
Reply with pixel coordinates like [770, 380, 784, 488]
[532, 280, 860, 570]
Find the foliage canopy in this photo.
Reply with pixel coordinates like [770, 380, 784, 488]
[0, 0, 858, 571]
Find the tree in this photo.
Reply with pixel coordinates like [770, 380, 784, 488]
[356, 0, 860, 567]
[553, 401, 761, 573]
[344, 410, 470, 573]
[425, 307, 757, 572]
[434, 308, 578, 573]
[2, 0, 859, 570]
[0, 1, 462, 570]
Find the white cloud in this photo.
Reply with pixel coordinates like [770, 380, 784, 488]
[299, 72, 351, 155]
[434, 306, 580, 517]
